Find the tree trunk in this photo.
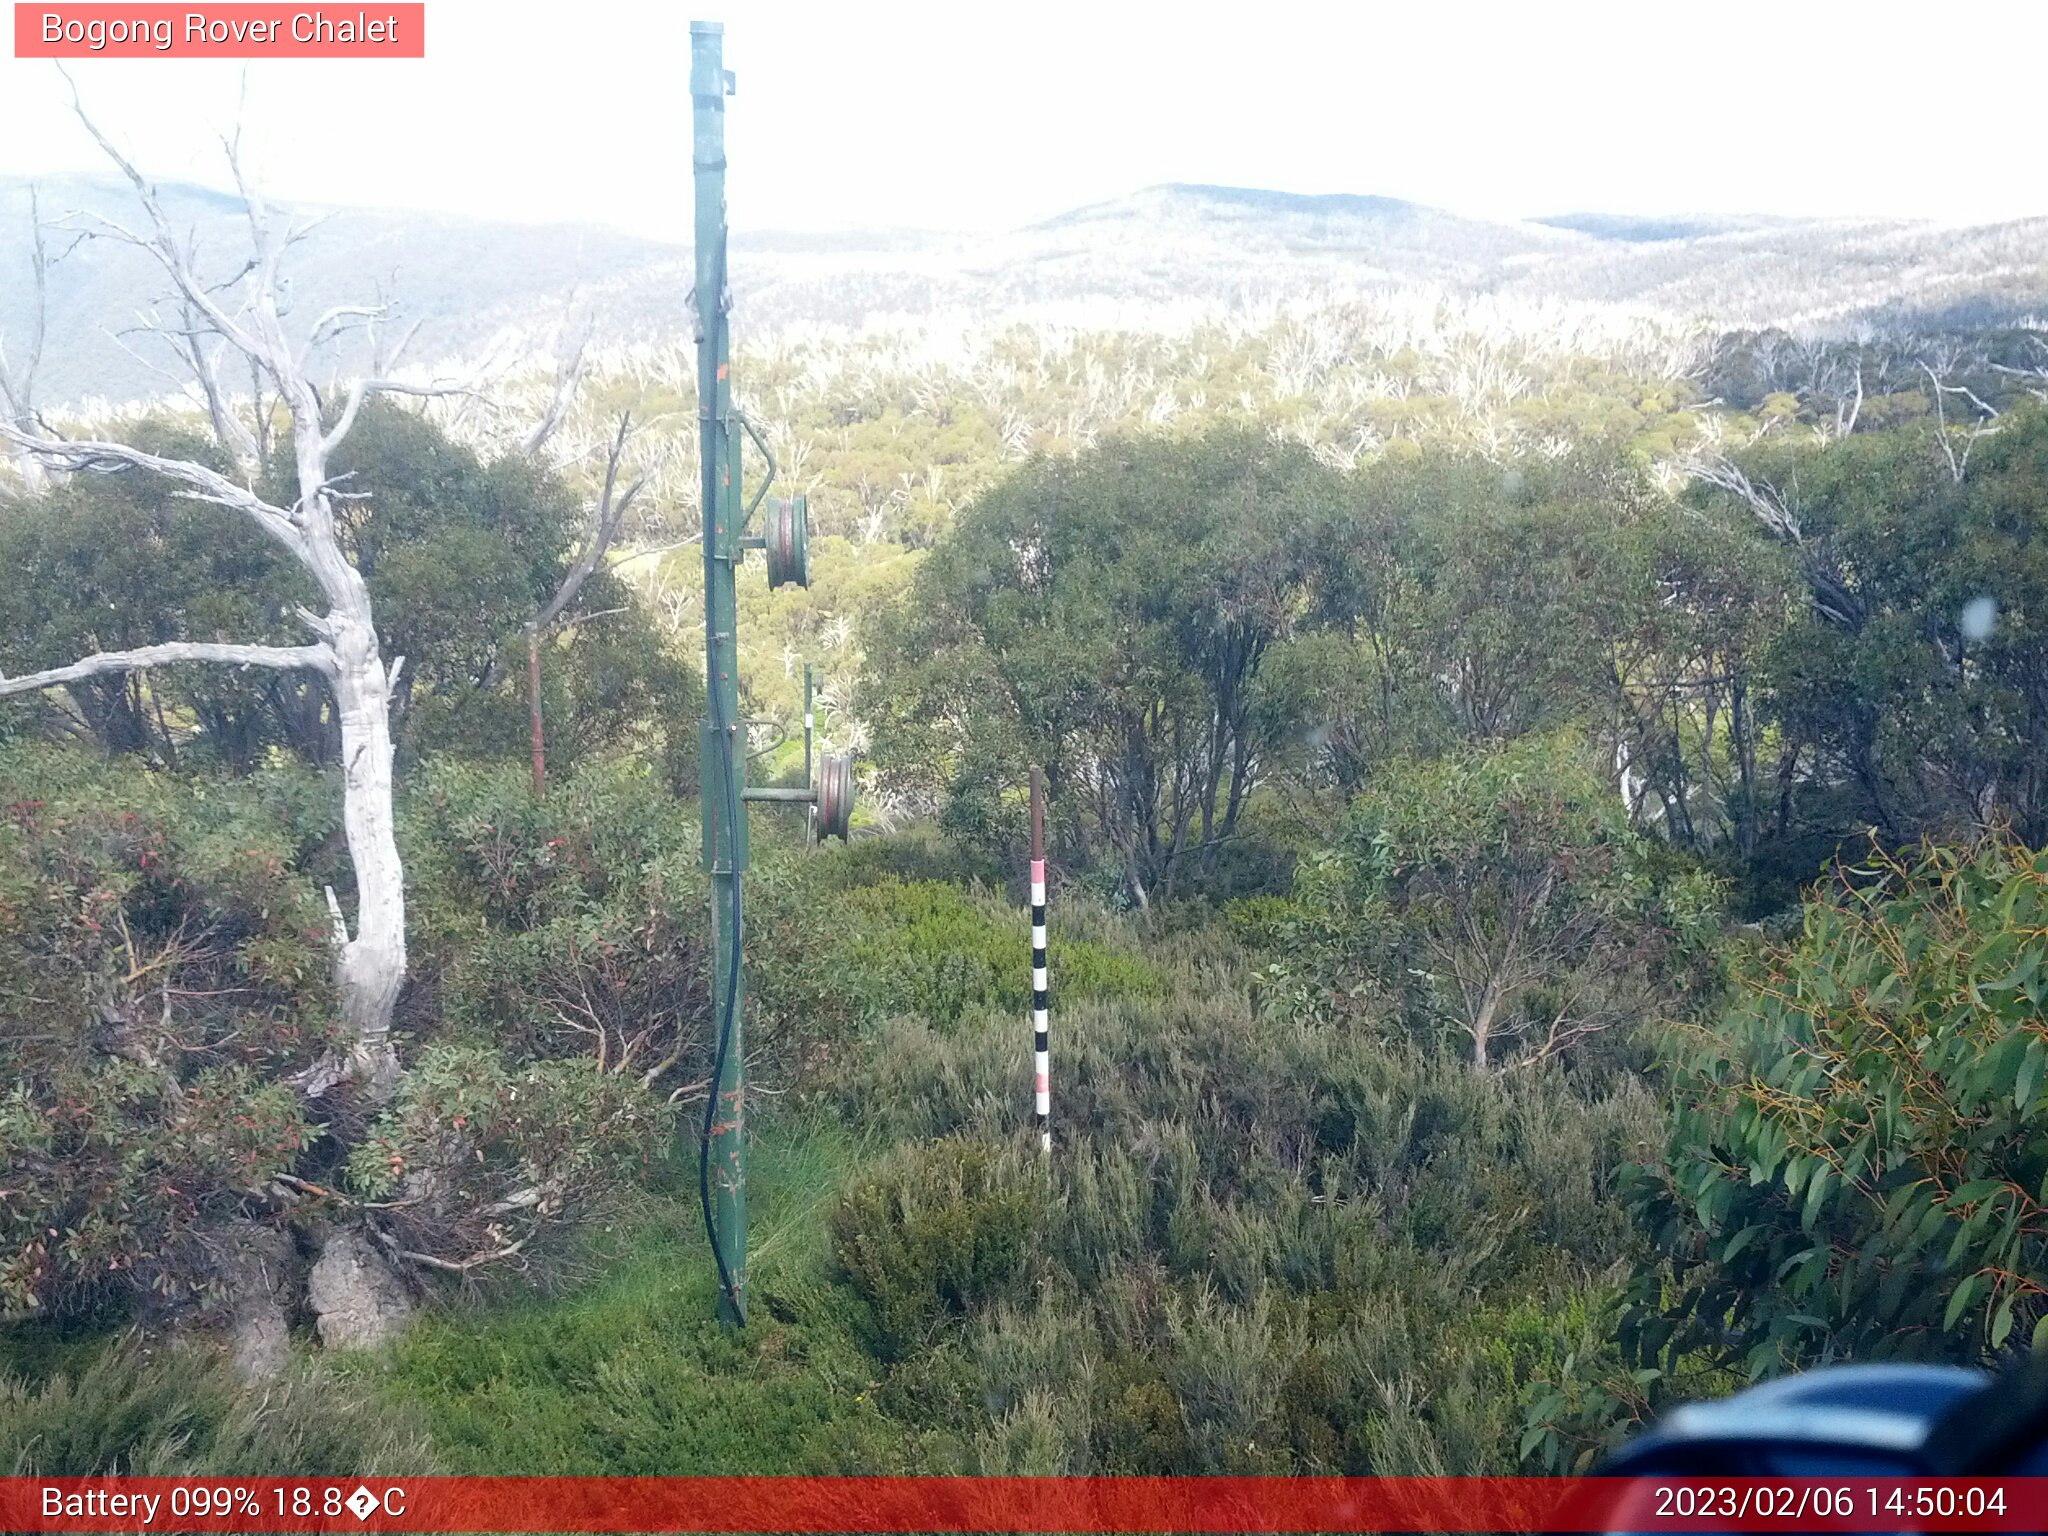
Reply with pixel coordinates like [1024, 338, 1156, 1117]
[328, 606, 406, 1091]
[527, 625, 547, 798]
[1470, 982, 1501, 1072]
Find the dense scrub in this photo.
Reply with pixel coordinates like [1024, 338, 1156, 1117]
[0, 749, 730, 1322]
[5, 386, 2047, 1479]
[2, 1342, 435, 1476]
[342, 871, 1658, 1477]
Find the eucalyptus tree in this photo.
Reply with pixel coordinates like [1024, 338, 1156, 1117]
[868, 428, 1339, 904]
[0, 104, 458, 1090]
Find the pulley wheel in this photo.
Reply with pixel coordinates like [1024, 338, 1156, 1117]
[816, 752, 854, 841]
[765, 494, 811, 590]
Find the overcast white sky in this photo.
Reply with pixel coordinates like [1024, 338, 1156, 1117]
[4, 0, 2043, 241]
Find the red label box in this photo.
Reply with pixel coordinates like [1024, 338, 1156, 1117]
[14, 3, 425, 57]
[4, 1476, 2048, 1533]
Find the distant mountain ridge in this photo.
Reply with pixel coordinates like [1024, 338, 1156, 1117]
[1531, 211, 1802, 243]
[3, 176, 2044, 407]
[1043, 184, 1445, 226]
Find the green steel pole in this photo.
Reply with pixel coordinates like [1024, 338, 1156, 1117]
[691, 18, 747, 1327]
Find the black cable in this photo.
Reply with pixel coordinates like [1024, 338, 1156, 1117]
[697, 227, 746, 1327]
[698, 686, 746, 1325]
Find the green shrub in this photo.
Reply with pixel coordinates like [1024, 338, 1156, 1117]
[1629, 834, 2048, 1379]
[0, 743, 718, 1322]
[1235, 735, 1720, 1071]
[347, 1044, 672, 1270]
[0, 745, 335, 1317]
[810, 829, 996, 891]
[1, 1339, 435, 1475]
[827, 879, 1165, 1030]
[830, 1138, 1037, 1361]
[402, 758, 859, 1095]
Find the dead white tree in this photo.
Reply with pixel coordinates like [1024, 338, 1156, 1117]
[1684, 452, 1865, 634]
[0, 186, 73, 489]
[0, 97, 458, 1092]
[1920, 360, 2001, 484]
[1991, 338, 2048, 403]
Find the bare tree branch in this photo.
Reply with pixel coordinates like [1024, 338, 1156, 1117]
[0, 424, 308, 556]
[536, 411, 646, 633]
[518, 307, 594, 458]
[320, 375, 474, 457]
[180, 294, 264, 465]
[1685, 453, 1800, 542]
[0, 641, 335, 699]
[520, 410, 647, 797]
[0, 186, 49, 430]
[59, 72, 274, 380]
[611, 533, 703, 565]
[1920, 360, 2001, 485]
[1685, 449, 1865, 632]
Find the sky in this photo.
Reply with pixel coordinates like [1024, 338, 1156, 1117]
[3, 0, 2045, 242]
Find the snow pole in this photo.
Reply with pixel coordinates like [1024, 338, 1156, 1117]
[1030, 766, 1050, 1153]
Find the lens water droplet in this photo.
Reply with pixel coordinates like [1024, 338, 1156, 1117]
[1961, 595, 1997, 641]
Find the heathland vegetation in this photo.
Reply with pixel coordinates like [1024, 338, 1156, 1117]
[4, 156, 2048, 1479]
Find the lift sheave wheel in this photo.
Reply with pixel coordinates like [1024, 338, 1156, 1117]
[817, 752, 854, 841]
[765, 495, 811, 589]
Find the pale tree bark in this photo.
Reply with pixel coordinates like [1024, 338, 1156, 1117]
[518, 308, 593, 459]
[1685, 453, 1866, 633]
[0, 186, 76, 489]
[0, 93, 463, 1093]
[1919, 361, 2001, 485]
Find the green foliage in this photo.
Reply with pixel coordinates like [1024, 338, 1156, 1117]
[1239, 736, 1720, 1070]
[0, 742, 723, 1317]
[1630, 834, 2048, 1380]
[810, 936, 1656, 1472]
[0, 421, 311, 766]
[13, 320, 2048, 1483]
[825, 878, 1164, 1029]
[400, 758, 865, 1104]
[1709, 405, 2048, 850]
[372, 1132, 947, 1474]
[830, 1138, 1037, 1361]
[347, 1044, 672, 1265]
[0, 402, 696, 778]
[807, 826, 997, 890]
[0, 1339, 436, 1475]
[867, 428, 1344, 901]
[400, 758, 705, 1061]
[312, 402, 699, 777]
[0, 744, 335, 1316]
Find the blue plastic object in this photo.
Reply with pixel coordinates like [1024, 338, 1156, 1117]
[1606, 1363, 1990, 1478]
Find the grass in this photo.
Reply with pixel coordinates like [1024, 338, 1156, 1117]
[360, 1122, 955, 1475]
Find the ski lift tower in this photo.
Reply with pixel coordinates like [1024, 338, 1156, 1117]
[690, 19, 853, 1326]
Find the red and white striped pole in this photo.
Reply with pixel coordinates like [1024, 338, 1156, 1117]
[1029, 765, 1050, 1153]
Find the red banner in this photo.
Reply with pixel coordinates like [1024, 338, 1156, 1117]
[13, 4, 425, 58]
[2, 1476, 2046, 1532]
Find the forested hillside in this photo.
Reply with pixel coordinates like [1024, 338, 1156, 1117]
[7, 172, 2048, 405]
[5, 154, 2048, 1483]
